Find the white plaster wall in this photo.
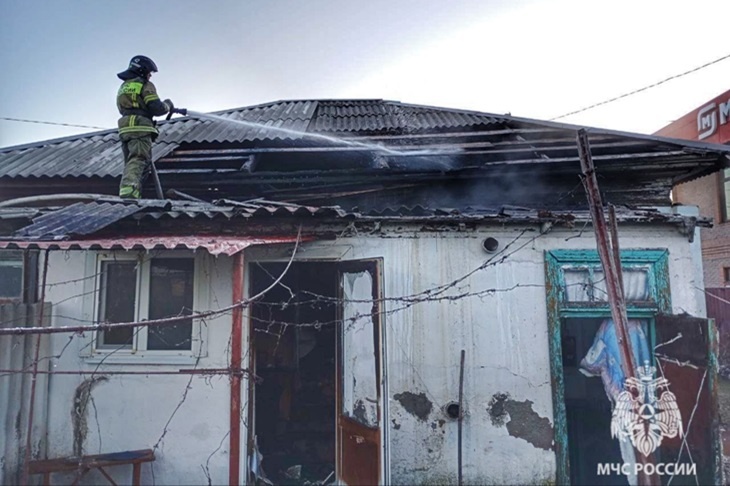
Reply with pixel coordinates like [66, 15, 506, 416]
[32, 220, 703, 485]
[327, 229, 555, 485]
[41, 251, 239, 485]
[284, 222, 703, 485]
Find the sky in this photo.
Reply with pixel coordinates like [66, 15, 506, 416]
[1, 0, 730, 148]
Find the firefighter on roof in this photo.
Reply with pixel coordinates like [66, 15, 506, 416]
[116, 55, 185, 198]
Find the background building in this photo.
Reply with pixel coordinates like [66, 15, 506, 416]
[656, 88, 730, 369]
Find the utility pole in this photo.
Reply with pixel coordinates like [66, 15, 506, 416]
[577, 129, 658, 485]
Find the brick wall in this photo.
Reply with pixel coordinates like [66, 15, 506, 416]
[674, 172, 730, 286]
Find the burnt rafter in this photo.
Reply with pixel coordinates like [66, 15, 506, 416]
[2, 99, 730, 207]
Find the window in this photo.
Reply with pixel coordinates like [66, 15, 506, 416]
[0, 250, 37, 303]
[562, 266, 650, 303]
[724, 266, 730, 286]
[547, 249, 670, 315]
[0, 250, 24, 301]
[94, 253, 198, 354]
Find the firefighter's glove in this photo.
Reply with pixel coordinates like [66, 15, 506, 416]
[173, 108, 188, 116]
[163, 99, 175, 112]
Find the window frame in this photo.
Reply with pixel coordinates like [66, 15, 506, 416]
[720, 168, 730, 223]
[723, 266, 730, 286]
[544, 248, 671, 485]
[89, 250, 207, 362]
[0, 249, 37, 303]
[546, 249, 671, 318]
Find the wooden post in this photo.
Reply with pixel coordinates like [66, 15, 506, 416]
[21, 250, 49, 486]
[230, 252, 245, 485]
[577, 130, 636, 382]
[577, 130, 658, 485]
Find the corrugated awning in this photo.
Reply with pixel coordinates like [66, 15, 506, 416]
[0, 235, 305, 256]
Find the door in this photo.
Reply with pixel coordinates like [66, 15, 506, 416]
[337, 261, 382, 485]
[654, 314, 721, 485]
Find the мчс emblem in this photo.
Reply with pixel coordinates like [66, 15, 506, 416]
[610, 361, 683, 456]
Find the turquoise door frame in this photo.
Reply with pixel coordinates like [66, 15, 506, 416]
[544, 249, 671, 485]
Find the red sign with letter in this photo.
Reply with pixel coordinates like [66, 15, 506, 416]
[655, 88, 730, 143]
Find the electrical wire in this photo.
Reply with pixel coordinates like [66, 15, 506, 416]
[0, 116, 108, 130]
[551, 52, 730, 121]
[4, 53, 730, 130]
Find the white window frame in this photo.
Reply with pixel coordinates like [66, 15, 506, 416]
[0, 250, 25, 303]
[86, 250, 208, 364]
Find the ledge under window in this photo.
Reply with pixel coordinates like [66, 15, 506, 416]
[84, 352, 202, 366]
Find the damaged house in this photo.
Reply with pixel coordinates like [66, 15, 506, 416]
[0, 100, 726, 485]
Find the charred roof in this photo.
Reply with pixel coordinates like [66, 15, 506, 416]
[1, 99, 728, 208]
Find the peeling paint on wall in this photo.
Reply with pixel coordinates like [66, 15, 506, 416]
[393, 392, 432, 421]
[487, 392, 510, 426]
[487, 392, 553, 451]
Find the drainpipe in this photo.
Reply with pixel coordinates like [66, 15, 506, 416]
[230, 252, 244, 485]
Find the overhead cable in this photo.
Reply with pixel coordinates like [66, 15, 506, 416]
[0, 116, 107, 130]
[551, 52, 730, 121]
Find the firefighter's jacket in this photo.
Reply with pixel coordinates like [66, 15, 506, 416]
[116, 77, 170, 139]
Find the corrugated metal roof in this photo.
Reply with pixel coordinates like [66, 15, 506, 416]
[3, 198, 353, 241]
[0, 132, 178, 179]
[157, 100, 318, 144]
[14, 202, 144, 238]
[2, 99, 730, 184]
[310, 101, 499, 132]
[0, 235, 304, 256]
[0, 100, 504, 179]
[3, 195, 706, 245]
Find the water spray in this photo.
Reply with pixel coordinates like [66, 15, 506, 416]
[183, 110, 453, 158]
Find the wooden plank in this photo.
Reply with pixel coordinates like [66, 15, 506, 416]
[28, 449, 155, 474]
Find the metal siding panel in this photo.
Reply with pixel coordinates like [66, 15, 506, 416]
[655, 314, 716, 485]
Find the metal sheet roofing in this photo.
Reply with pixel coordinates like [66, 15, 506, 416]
[15, 202, 144, 238]
[2, 99, 729, 185]
[0, 100, 503, 179]
[309, 100, 500, 132]
[3, 198, 353, 241]
[0, 235, 303, 256]
[156, 100, 318, 144]
[1, 194, 706, 248]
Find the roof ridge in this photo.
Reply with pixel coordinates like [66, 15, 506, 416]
[210, 98, 387, 116]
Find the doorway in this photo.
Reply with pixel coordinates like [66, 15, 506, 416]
[561, 318, 626, 485]
[248, 260, 383, 485]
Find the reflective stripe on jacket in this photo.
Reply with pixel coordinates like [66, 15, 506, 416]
[116, 77, 170, 136]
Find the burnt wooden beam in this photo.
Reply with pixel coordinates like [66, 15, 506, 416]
[156, 163, 686, 187]
[158, 146, 694, 170]
[168, 134, 633, 157]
